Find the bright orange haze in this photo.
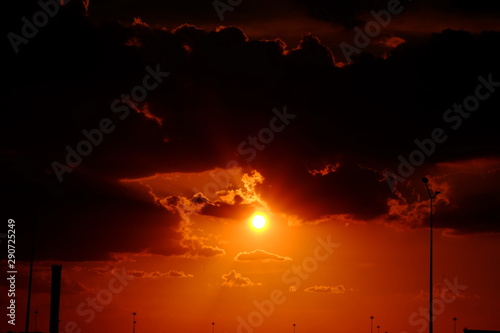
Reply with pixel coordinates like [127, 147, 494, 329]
[3, 168, 499, 333]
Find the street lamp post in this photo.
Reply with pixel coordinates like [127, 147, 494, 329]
[133, 312, 137, 333]
[212, 322, 215, 333]
[377, 325, 381, 333]
[293, 323, 296, 333]
[370, 316, 374, 333]
[34, 310, 39, 332]
[25, 209, 38, 333]
[453, 317, 457, 333]
[422, 177, 441, 333]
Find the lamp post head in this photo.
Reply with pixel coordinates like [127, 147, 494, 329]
[422, 177, 429, 183]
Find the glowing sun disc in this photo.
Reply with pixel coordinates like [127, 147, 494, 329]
[252, 215, 267, 229]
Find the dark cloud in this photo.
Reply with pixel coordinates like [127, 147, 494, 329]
[295, 0, 500, 29]
[2, 172, 223, 262]
[256, 162, 393, 221]
[2, 174, 186, 262]
[429, 160, 500, 234]
[294, 0, 385, 29]
[201, 195, 255, 219]
[146, 192, 226, 258]
[2, 2, 500, 256]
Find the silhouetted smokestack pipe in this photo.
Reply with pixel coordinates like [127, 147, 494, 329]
[49, 265, 62, 333]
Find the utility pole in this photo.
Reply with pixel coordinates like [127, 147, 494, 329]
[422, 177, 441, 333]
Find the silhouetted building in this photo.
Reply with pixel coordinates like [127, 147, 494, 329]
[464, 329, 500, 333]
[49, 265, 62, 333]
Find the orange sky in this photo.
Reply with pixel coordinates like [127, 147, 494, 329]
[5, 223, 499, 333]
[3, 163, 499, 333]
[3, 1, 500, 333]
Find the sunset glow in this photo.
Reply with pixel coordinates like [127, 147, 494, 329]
[3, 2, 500, 333]
[251, 214, 267, 230]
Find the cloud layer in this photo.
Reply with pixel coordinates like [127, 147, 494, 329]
[234, 249, 292, 262]
[130, 269, 194, 278]
[3, 5, 500, 264]
[304, 285, 346, 293]
[221, 270, 259, 287]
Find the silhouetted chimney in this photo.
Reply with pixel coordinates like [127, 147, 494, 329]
[49, 265, 62, 333]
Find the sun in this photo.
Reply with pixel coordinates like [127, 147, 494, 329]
[251, 214, 267, 230]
